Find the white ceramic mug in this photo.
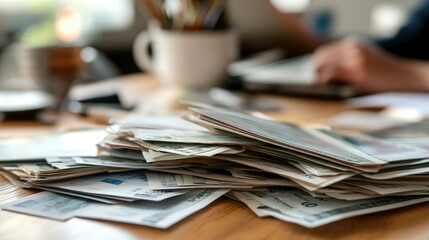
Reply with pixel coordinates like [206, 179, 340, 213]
[133, 24, 239, 90]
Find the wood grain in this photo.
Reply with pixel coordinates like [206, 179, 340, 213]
[2, 74, 427, 240]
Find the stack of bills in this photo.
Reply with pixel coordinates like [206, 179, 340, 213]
[3, 106, 429, 228]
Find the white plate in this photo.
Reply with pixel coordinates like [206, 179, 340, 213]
[0, 91, 54, 112]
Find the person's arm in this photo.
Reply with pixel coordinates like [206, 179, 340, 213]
[314, 37, 429, 93]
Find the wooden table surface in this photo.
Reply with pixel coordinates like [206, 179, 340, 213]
[2, 74, 429, 240]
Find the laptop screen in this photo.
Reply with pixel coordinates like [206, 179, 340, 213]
[225, 0, 309, 55]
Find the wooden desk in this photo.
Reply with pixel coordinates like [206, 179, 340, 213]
[2, 74, 429, 240]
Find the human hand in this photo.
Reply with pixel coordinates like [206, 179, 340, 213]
[313, 37, 429, 93]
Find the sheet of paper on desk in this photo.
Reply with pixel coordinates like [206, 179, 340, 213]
[129, 129, 259, 145]
[112, 115, 210, 132]
[153, 167, 295, 189]
[1, 191, 96, 221]
[144, 171, 251, 190]
[0, 129, 106, 162]
[72, 157, 186, 169]
[213, 155, 353, 191]
[2, 189, 227, 228]
[76, 189, 228, 229]
[46, 157, 88, 170]
[189, 107, 385, 168]
[32, 186, 125, 204]
[234, 188, 429, 228]
[348, 92, 429, 116]
[40, 171, 189, 201]
[367, 120, 429, 149]
[318, 130, 429, 163]
[131, 140, 243, 157]
[6, 163, 113, 183]
[325, 111, 410, 131]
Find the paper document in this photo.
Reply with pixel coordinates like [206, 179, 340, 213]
[77, 189, 228, 229]
[348, 92, 429, 116]
[41, 171, 188, 201]
[1, 191, 95, 220]
[235, 188, 429, 228]
[0, 129, 106, 162]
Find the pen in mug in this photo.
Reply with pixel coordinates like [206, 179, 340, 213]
[140, 0, 168, 28]
[202, 0, 226, 30]
[195, 0, 216, 29]
[140, 0, 227, 31]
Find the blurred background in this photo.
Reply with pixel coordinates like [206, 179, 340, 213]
[0, 0, 422, 88]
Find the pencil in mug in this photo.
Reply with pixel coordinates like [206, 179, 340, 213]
[194, 0, 216, 29]
[139, 0, 168, 28]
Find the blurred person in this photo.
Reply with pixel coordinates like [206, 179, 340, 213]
[313, 0, 429, 93]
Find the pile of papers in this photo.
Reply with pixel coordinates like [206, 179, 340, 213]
[3, 104, 429, 228]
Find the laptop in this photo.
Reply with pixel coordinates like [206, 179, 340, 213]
[227, 53, 361, 99]
[224, 0, 360, 99]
